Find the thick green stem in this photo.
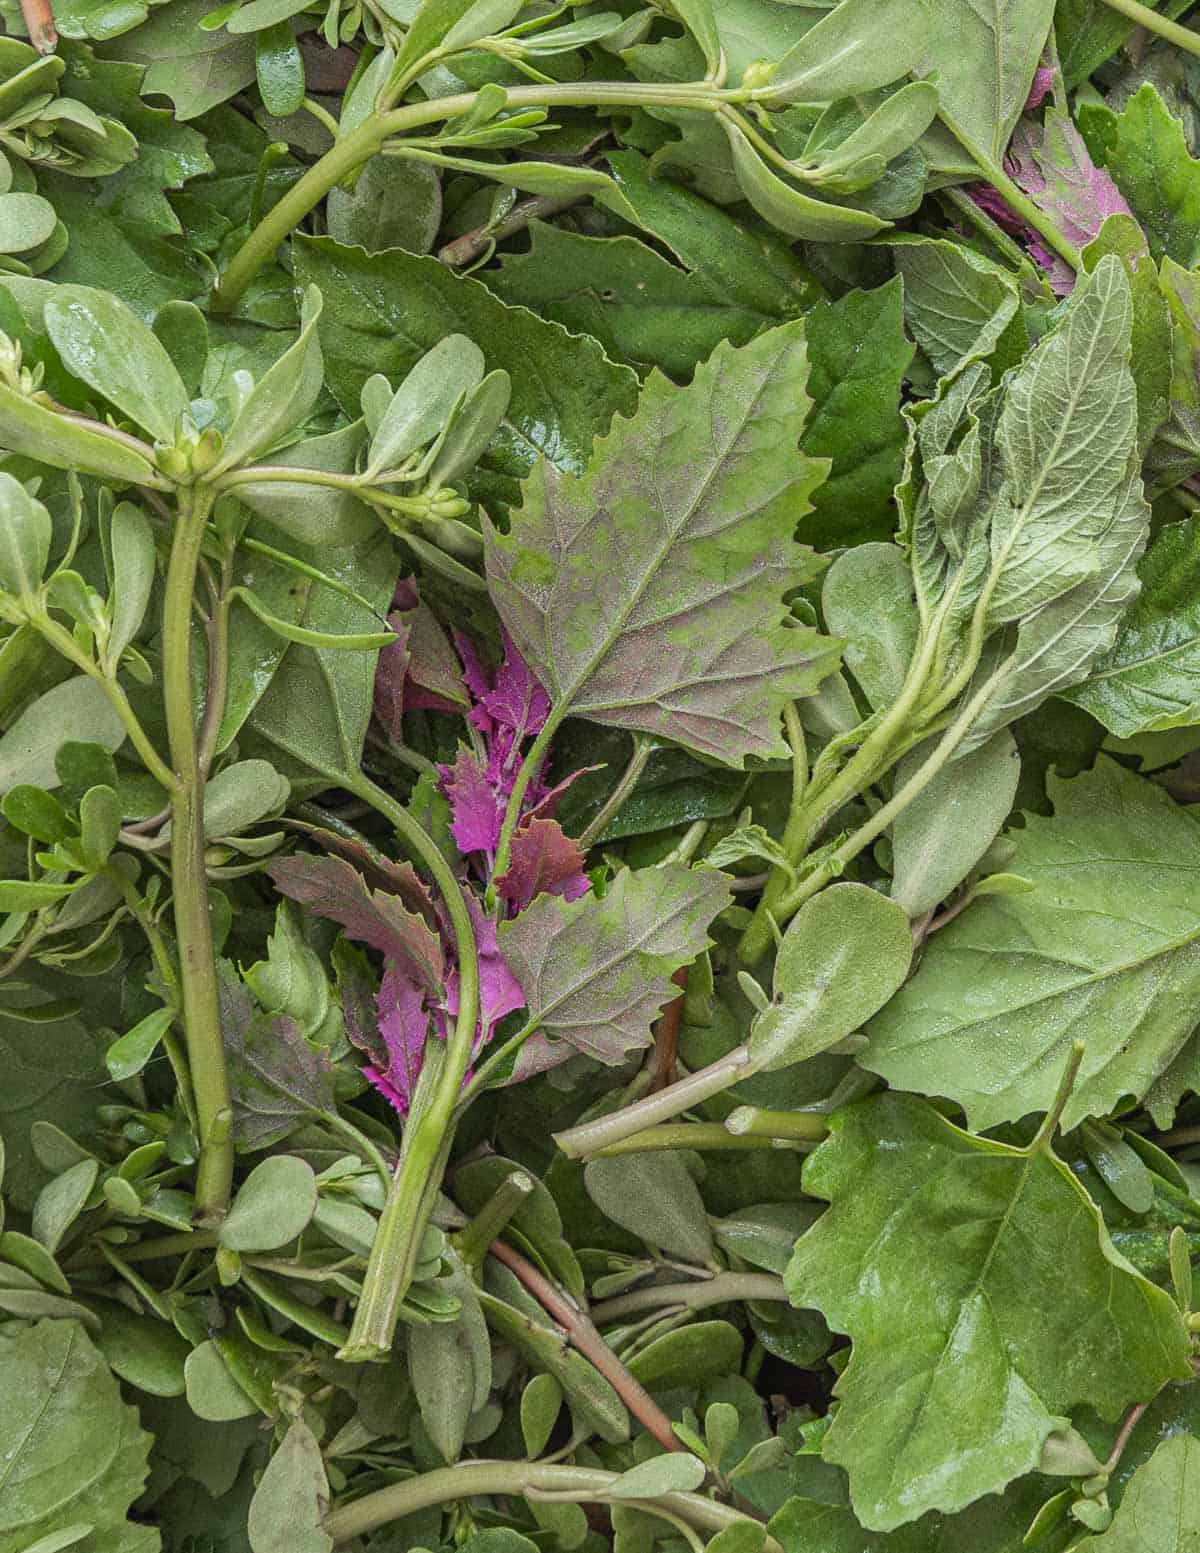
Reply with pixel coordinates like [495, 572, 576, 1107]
[591, 1272, 789, 1325]
[213, 83, 744, 312]
[724, 1106, 829, 1143]
[324, 1461, 782, 1548]
[1096, 0, 1200, 58]
[339, 772, 480, 1360]
[164, 486, 233, 1225]
[591, 1122, 787, 1157]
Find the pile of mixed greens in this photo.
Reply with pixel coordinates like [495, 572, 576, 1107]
[7, 0, 1200, 1548]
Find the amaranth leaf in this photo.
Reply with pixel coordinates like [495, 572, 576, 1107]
[485, 323, 840, 766]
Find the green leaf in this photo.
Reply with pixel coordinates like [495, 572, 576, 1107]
[822, 542, 918, 712]
[487, 324, 838, 764]
[327, 156, 442, 256]
[889, 731, 1020, 919]
[184, 1339, 258, 1421]
[92, 1301, 190, 1398]
[706, 824, 793, 877]
[32, 1157, 98, 1253]
[242, 531, 398, 797]
[43, 284, 189, 443]
[294, 234, 638, 513]
[408, 1258, 491, 1463]
[746, 883, 912, 1071]
[214, 284, 324, 474]
[584, 1152, 714, 1264]
[0, 471, 51, 598]
[1, 785, 73, 844]
[916, 0, 1055, 166]
[105, 502, 156, 665]
[78, 784, 121, 868]
[520, 1373, 562, 1459]
[798, 280, 915, 550]
[0, 193, 56, 256]
[105, 1006, 174, 1082]
[0, 1318, 157, 1553]
[363, 333, 484, 476]
[786, 1093, 1189, 1531]
[625, 1321, 745, 1392]
[1078, 1434, 1200, 1550]
[247, 1418, 332, 1553]
[609, 1454, 707, 1498]
[864, 758, 1200, 1132]
[1082, 214, 1171, 459]
[254, 21, 303, 119]
[890, 237, 1020, 382]
[1102, 84, 1200, 268]
[765, 0, 921, 103]
[219, 962, 337, 1149]
[724, 122, 890, 243]
[604, 150, 819, 321]
[0, 677, 125, 797]
[0, 381, 160, 485]
[1066, 513, 1200, 736]
[219, 1153, 319, 1251]
[497, 865, 729, 1074]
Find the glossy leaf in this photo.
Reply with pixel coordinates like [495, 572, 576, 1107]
[787, 1093, 1189, 1530]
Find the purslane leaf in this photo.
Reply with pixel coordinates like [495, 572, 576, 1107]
[786, 1094, 1189, 1531]
[485, 323, 840, 765]
[863, 758, 1200, 1132]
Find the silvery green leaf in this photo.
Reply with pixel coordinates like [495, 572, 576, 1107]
[0, 677, 126, 797]
[608, 1454, 707, 1498]
[363, 333, 484, 477]
[104, 502, 156, 666]
[43, 285, 190, 444]
[764, 0, 922, 103]
[584, 1151, 714, 1265]
[423, 368, 512, 488]
[213, 285, 325, 474]
[0, 471, 51, 599]
[219, 1154, 319, 1251]
[724, 122, 890, 243]
[822, 542, 918, 711]
[246, 1418, 332, 1553]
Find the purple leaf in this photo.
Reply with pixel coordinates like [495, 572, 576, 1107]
[498, 864, 730, 1078]
[268, 853, 444, 994]
[479, 626, 550, 742]
[284, 822, 439, 923]
[485, 326, 840, 765]
[495, 815, 590, 912]
[1025, 65, 1055, 110]
[440, 746, 503, 859]
[443, 895, 525, 1057]
[364, 962, 430, 1115]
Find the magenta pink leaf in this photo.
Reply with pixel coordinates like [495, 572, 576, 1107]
[495, 815, 590, 912]
[373, 614, 413, 743]
[365, 963, 431, 1115]
[268, 853, 444, 994]
[440, 746, 503, 858]
[443, 895, 525, 1057]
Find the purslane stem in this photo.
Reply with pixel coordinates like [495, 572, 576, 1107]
[213, 82, 750, 311]
[1095, 0, 1200, 59]
[323, 1461, 783, 1548]
[590, 1122, 790, 1157]
[339, 772, 480, 1360]
[163, 485, 234, 1225]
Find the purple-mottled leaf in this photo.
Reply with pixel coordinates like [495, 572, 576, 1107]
[479, 626, 550, 741]
[495, 816, 590, 913]
[498, 864, 730, 1077]
[1008, 109, 1132, 294]
[374, 583, 468, 738]
[284, 822, 439, 923]
[484, 325, 841, 766]
[1025, 65, 1055, 109]
[268, 853, 444, 994]
[441, 746, 503, 858]
[334, 939, 380, 1062]
[365, 963, 430, 1115]
[220, 963, 337, 1149]
[373, 615, 413, 743]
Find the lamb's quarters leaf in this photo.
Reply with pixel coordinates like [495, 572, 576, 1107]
[915, 0, 1055, 165]
[44, 286, 189, 444]
[327, 155, 442, 255]
[1145, 257, 1200, 493]
[786, 1094, 1189, 1532]
[0, 999, 108, 1209]
[890, 238, 1021, 382]
[1054, 0, 1195, 87]
[797, 279, 914, 549]
[863, 758, 1200, 1132]
[0, 1318, 158, 1553]
[1077, 1435, 1200, 1551]
[497, 864, 729, 1075]
[584, 1151, 714, 1264]
[1066, 515, 1200, 735]
[822, 543, 918, 712]
[219, 961, 337, 1149]
[486, 223, 770, 378]
[246, 1418, 332, 1553]
[889, 731, 1020, 919]
[1102, 84, 1200, 267]
[241, 531, 399, 797]
[604, 151, 820, 319]
[0, 676, 125, 796]
[293, 235, 638, 513]
[485, 324, 840, 764]
[1081, 214, 1170, 458]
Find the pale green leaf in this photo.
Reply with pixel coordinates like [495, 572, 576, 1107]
[584, 1152, 714, 1265]
[0, 677, 125, 797]
[219, 1154, 318, 1251]
[822, 541, 918, 711]
[1078, 1435, 1200, 1551]
[765, 0, 921, 103]
[105, 502, 156, 665]
[247, 1418, 332, 1553]
[0, 472, 51, 599]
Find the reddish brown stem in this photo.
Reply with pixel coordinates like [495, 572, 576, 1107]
[651, 968, 689, 1093]
[1105, 1401, 1148, 1473]
[487, 1239, 683, 1455]
[20, 0, 56, 52]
